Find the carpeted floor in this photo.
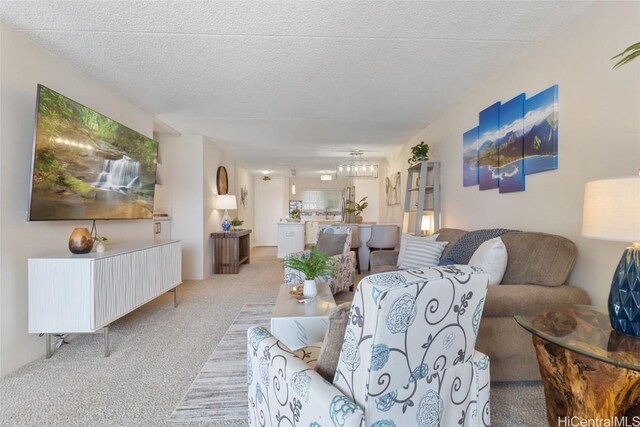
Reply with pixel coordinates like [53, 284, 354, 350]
[0, 247, 548, 426]
[167, 303, 273, 424]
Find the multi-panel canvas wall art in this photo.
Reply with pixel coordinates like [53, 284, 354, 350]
[464, 85, 558, 194]
[462, 127, 479, 187]
[478, 102, 501, 190]
[524, 85, 559, 175]
[497, 93, 525, 193]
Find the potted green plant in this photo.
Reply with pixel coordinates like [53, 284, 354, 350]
[283, 247, 336, 298]
[345, 196, 369, 224]
[290, 208, 301, 222]
[612, 42, 640, 68]
[230, 217, 244, 230]
[408, 141, 430, 166]
[94, 234, 108, 253]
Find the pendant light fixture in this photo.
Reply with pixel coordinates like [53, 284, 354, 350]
[336, 150, 379, 179]
[291, 169, 296, 195]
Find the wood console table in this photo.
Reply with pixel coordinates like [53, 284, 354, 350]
[211, 229, 251, 274]
[515, 304, 640, 425]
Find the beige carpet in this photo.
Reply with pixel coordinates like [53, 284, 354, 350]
[0, 246, 547, 426]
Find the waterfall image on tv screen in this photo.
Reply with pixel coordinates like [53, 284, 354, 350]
[28, 85, 158, 221]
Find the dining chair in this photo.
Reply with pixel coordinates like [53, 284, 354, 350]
[366, 224, 399, 270]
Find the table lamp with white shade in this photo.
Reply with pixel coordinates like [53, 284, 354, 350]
[582, 176, 640, 336]
[216, 194, 237, 232]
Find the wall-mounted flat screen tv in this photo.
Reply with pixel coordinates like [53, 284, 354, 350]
[28, 85, 158, 221]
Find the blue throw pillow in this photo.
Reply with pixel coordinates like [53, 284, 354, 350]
[445, 229, 511, 264]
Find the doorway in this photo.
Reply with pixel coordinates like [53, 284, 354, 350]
[254, 177, 285, 246]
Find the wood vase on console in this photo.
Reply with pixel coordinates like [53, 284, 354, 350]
[355, 216, 363, 224]
[68, 228, 93, 254]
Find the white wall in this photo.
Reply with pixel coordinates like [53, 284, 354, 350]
[154, 134, 238, 279]
[381, 3, 640, 306]
[155, 134, 205, 280]
[353, 178, 380, 223]
[0, 23, 156, 376]
[235, 166, 256, 246]
[203, 138, 236, 277]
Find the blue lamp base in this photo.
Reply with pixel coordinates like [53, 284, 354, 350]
[221, 209, 231, 232]
[608, 246, 640, 336]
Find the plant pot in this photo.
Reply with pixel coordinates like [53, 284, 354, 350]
[355, 216, 363, 224]
[303, 279, 317, 298]
[96, 242, 106, 253]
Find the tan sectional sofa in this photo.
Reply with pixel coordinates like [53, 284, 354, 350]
[369, 228, 591, 382]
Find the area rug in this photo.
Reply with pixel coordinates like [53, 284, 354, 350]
[167, 303, 272, 424]
[167, 303, 548, 426]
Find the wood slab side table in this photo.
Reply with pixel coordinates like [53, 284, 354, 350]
[515, 304, 640, 426]
[211, 229, 251, 274]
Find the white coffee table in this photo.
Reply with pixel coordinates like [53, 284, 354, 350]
[270, 282, 336, 350]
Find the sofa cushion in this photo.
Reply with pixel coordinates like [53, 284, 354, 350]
[482, 284, 590, 317]
[373, 264, 401, 274]
[500, 231, 577, 286]
[316, 233, 347, 256]
[315, 302, 351, 381]
[469, 237, 508, 285]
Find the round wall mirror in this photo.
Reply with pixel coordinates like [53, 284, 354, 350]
[216, 166, 228, 195]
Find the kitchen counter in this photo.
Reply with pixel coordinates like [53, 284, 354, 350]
[277, 222, 305, 258]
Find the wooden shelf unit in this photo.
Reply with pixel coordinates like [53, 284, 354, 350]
[404, 161, 441, 235]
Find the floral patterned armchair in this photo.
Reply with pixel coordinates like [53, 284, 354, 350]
[247, 330, 364, 426]
[248, 265, 490, 426]
[284, 225, 356, 294]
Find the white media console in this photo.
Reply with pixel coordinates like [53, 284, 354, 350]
[28, 240, 182, 357]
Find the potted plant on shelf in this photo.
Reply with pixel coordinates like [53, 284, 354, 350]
[231, 217, 244, 230]
[345, 196, 369, 224]
[283, 247, 336, 298]
[94, 234, 108, 253]
[408, 141, 430, 166]
[289, 208, 301, 222]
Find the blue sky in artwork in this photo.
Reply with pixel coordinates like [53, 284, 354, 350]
[479, 102, 500, 144]
[463, 127, 478, 152]
[526, 85, 558, 112]
[498, 94, 524, 142]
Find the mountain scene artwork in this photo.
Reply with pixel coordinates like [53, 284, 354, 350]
[463, 84, 558, 193]
[497, 93, 525, 193]
[523, 85, 559, 175]
[477, 102, 501, 190]
[462, 127, 479, 186]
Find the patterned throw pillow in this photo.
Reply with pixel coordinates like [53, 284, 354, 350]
[398, 239, 448, 270]
[444, 228, 510, 264]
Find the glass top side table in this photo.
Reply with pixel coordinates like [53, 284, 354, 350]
[514, 303, 640, 424]
[515, 303, 640, 372]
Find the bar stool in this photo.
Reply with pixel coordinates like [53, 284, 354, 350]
[367, 225, 399, 270]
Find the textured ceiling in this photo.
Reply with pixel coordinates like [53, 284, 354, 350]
[0, 1, 593, 176]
